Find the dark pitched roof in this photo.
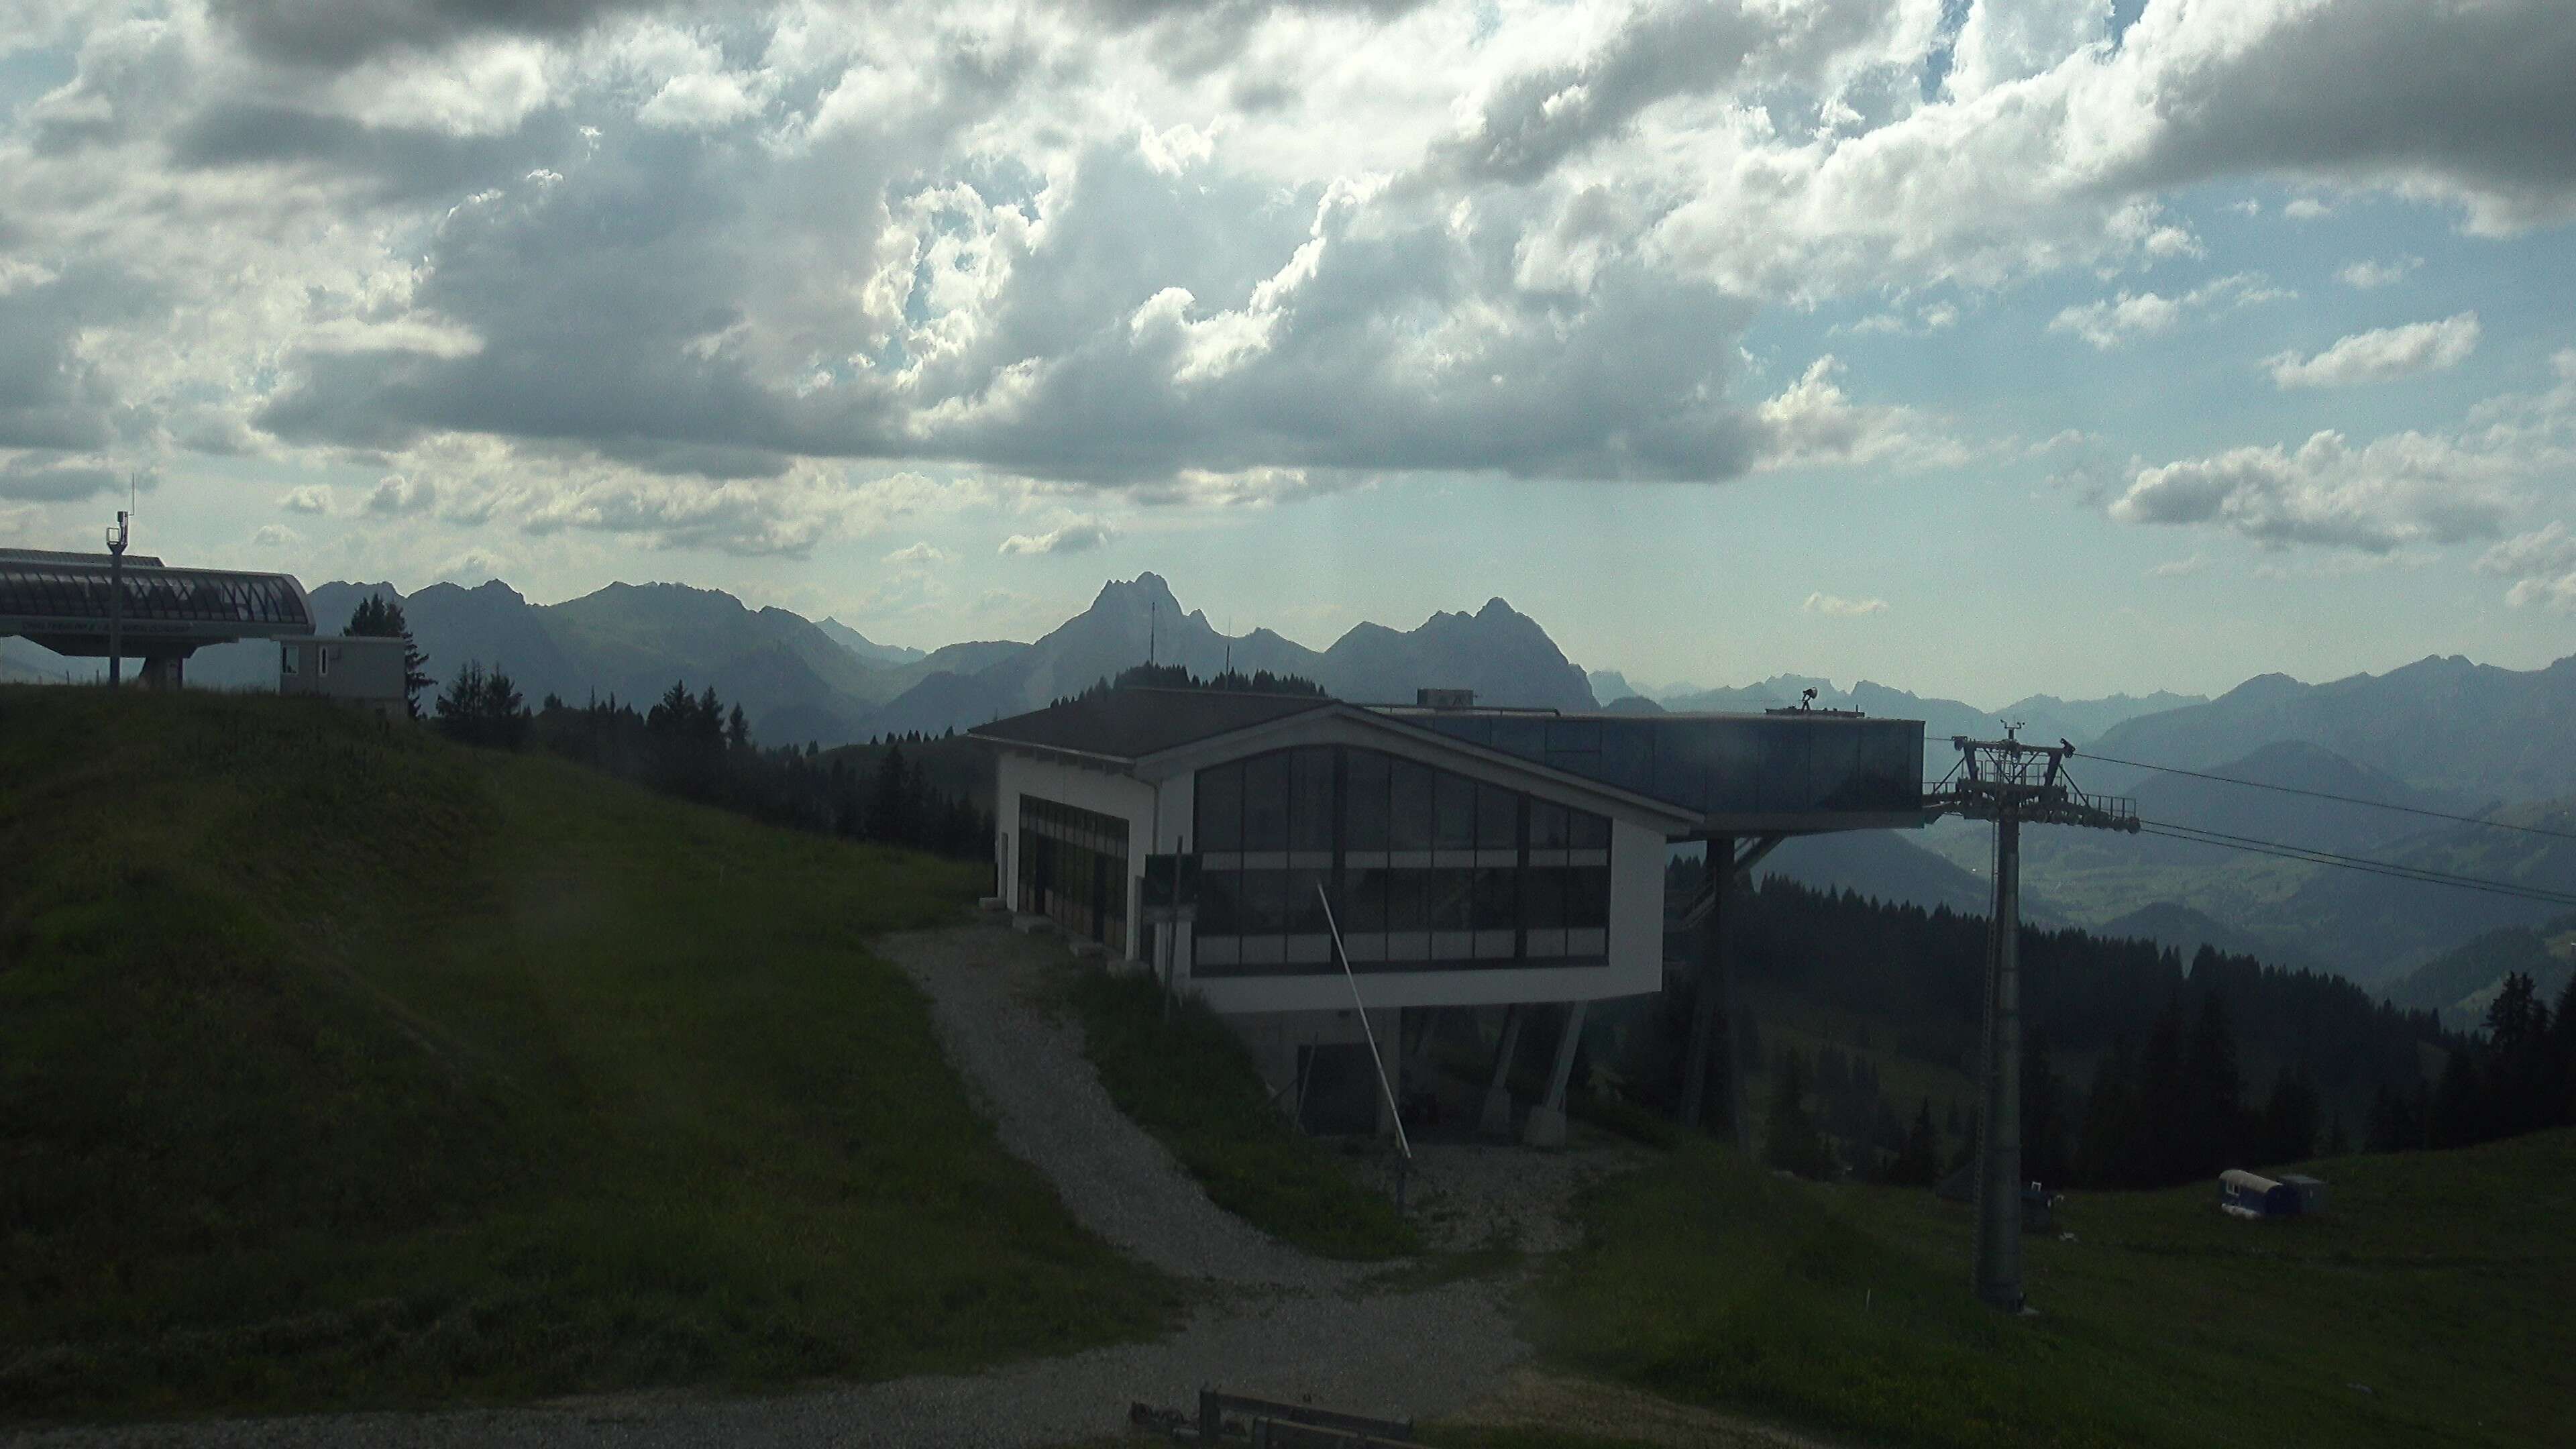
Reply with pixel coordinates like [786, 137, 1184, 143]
[971, 688, 1332, 760]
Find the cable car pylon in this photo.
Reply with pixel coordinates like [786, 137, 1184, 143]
[1924, 726, 2138, 1311]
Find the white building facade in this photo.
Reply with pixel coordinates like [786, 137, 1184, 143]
[979, 690, 1704, 1142]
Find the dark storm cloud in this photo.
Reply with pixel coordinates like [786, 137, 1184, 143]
[220, 0, 669, 70]
[171, 103, 580, 203]
[0, 272, 135, 453]
[2113, 0, 2576, 225]
[1079, 0, 1430, 79]
[0, 454, 117, 502]
[252, 126, 903, 475]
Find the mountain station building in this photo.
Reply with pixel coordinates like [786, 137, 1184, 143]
[972, 687, 1925, 1143]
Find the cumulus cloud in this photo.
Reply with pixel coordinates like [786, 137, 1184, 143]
[999, 519, 1114, 556]
[1755, 356, 1965, 472]
[2267, 313, 2481, 388]
[366, 474, 439, 515]
[0, 454, 118, 502]
[1802, 591, 1887, 617]
[2112, 430, 2517, 552]
[2477, 523, 2576, 612]
[0, 0, 2568, 571]
[2049, 274, 2289, 350]
[252, 523, 304, 547]
[2112, 351, 2576, 553]
[278, 484, 334, 514]
[2339, 256, 2421, 290]
[883, 541, 950, 565]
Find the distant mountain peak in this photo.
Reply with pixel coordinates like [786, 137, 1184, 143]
[1091, 573, 1179, 612]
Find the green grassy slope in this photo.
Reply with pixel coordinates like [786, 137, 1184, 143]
[0, 687, 1176, 1422]
[1522, 1130, 2576, 1449]
[1055, 964, 1417, 1260]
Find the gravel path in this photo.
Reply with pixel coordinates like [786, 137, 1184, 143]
[875, 924, 1356, 1292]
[8, 924, 1630, 1448]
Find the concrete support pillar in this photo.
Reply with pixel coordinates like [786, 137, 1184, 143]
[1479, 1005, 1523, 1136]
[1521, 1001, 1590, 1148]
[140, 653, 183, 690]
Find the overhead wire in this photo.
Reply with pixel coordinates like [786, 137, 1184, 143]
[1904, 722, 2576, 906]
[2134, 820, 2576, 911]
[2078, 748, 2576, 844]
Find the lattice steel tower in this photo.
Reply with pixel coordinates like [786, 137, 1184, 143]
[1927, 727, 2137, 1310]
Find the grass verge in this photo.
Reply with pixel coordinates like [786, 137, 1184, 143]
[1055, 962, 1420, 1260]
[1526, 1132, 2576, 1448]
[0, 687, 1179, 1423]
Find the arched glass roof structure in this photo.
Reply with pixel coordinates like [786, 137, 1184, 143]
[0, 548, 314, 657]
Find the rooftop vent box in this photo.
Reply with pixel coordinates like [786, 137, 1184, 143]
[1416, 688, 1475, 709]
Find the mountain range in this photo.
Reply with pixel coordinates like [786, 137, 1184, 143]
[20, 559, 2576, 1006]
[168, 572, 1595, 747]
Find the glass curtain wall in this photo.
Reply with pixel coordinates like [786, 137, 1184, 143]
[1193, 745, 1611, 977]
[1017, 796, 1130, 952]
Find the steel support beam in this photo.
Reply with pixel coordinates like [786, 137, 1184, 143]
[1972, 813, 2025, 1311]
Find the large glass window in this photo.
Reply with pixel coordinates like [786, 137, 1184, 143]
[1285, 867, 1331, 934]
[1529, 799, 1570, 849]
[1290, 747, 1335, 853]
[1199, 867, 1240, 934]
[1017, 796, 1131, 952]
[1345, 749, 1390, 851]
[1477, 783, 1518, 850]
[1191, 746, 1615, 977]
[1198, 761, 1243, 851]
[1472, 867, 1517, 930]
[1390, 759, 1434, 850]
[1240, 867, 1288, 934]
[1345, 865, 1387, 933]
[1243, 752, 1291, 851]
[1567, 865, 1609, 928]
[1434, 771, 1476, 850]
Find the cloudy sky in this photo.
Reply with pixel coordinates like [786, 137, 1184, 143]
[3, 0, 2572, 702]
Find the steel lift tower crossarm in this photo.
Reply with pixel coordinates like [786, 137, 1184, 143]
[1923, 730, 2137, 1313]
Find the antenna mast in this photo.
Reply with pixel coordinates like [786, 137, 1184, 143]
[1925, 727, 2137, 1312]
[104, 506, 130, 688]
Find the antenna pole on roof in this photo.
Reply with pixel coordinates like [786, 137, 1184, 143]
[103, 506, 130, 688]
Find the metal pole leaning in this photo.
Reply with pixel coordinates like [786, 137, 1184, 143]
[1318, 883, 1412, 1181]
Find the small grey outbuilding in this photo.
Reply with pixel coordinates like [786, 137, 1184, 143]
[280, 635, 409, 720]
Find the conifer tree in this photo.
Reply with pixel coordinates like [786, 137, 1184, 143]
[1764, 1049, 1835, 1179]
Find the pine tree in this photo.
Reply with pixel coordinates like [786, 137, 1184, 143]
[1764, 1049, 1834, 1179]
[2428, 1046, 2482, 1149]
[2134, 998, 2190, 1184]
[2483, 973, 2551, 1139]
[2077, 1035, 2139, 1187]
[2258, 1068, 2320, 1167]
[2183, 993, 2247, 1178]
[1891, 1097, 1940, 1186]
